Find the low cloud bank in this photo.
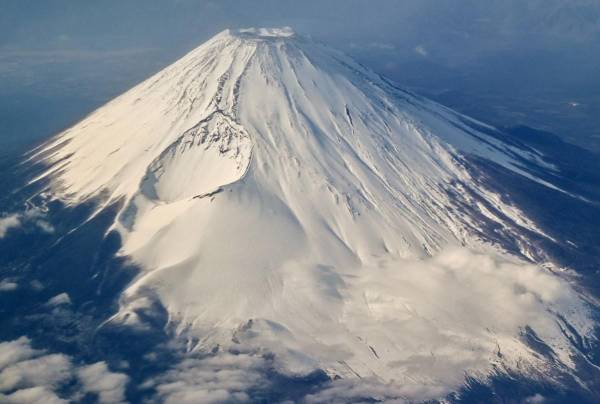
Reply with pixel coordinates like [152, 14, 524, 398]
[134, 247, 595, 402]
[0, 247, 594, 402]
[0, 337, 128, 404]
[147, 352, 268, 403]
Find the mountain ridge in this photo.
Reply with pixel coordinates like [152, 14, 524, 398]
[24, 27, 598, 400]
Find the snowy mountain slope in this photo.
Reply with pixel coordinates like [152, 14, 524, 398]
[28, 27, 596, 400]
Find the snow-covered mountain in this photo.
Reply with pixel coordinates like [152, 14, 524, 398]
[26, 27, 597, 401]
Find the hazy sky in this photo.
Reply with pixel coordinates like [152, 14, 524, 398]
[1, 0, 599, 153]
[2, 1, 599, 53]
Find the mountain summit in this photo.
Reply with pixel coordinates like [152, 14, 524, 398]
[30, 28, 595, 400]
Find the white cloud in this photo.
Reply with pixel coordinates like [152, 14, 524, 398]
[415, 44, 428, 56]
[322, 247, 593, 397]
[77, 362, 129, 404]
[0, 337, 129, 403]
[0, 354, 73, 393]
[46, 293, 71, 307]
[0, 386, 68, 404]
[22, 209, 55, 235]
[303, 378, 408, 403]
[0, 337, 39, 370]
[0, 337, 73, 397]
[0, 280, 18, 292]
[0, 208, 54, 239]
[30, 280, 45, 291]
[34, 220, 55, 234]
[0, 214, 21, 238]
[526, 393, 546, 403]
[146, 349, 435, 402]
[148, 352, 268, 404]
[130, 247, 593, 402]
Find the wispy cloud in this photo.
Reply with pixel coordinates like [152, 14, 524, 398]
[45, 293, 71, 307]
[0, 208, 54, 239]
[415, 44, 428, 57]
[0, 280, 18, 292]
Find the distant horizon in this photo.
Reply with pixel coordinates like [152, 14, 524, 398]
[2, 1, 600, 156]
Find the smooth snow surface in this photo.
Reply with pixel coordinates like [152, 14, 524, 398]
[33, 28, 594, 399]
